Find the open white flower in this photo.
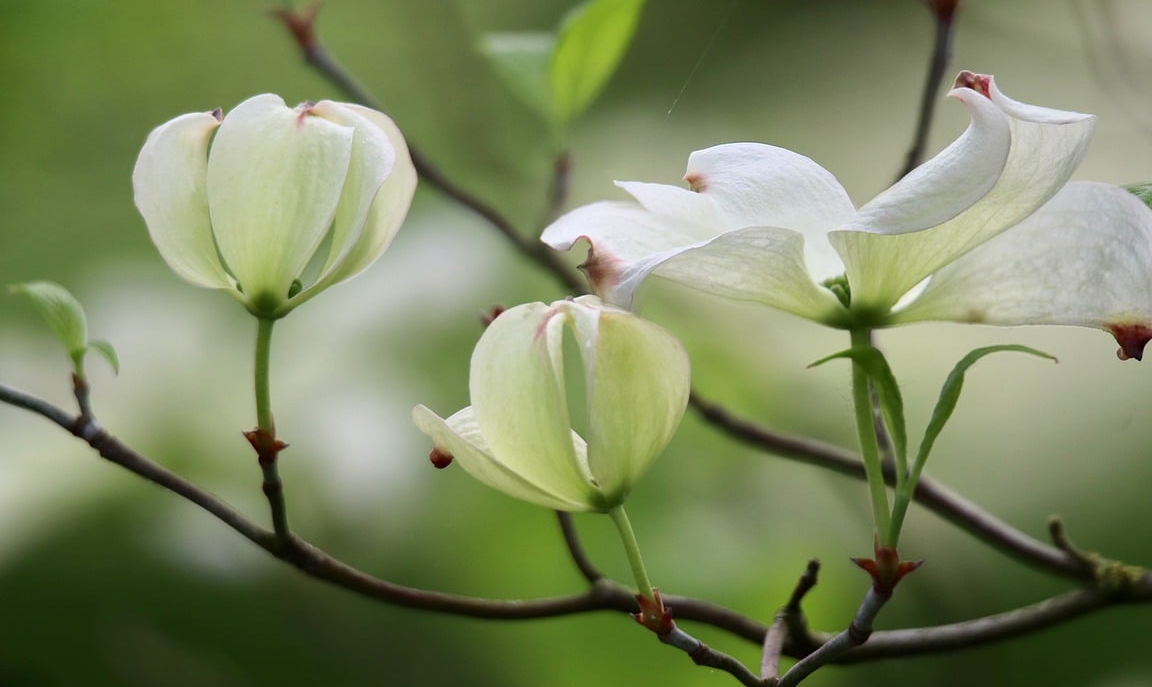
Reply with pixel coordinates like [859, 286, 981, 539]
[543, 71, 1152, 359]
[412, 296, 690, 512]
[133, 94, 417, 319]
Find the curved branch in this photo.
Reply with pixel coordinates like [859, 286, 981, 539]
[557, 511, 605, 584]
[847, 578, 1152, 660]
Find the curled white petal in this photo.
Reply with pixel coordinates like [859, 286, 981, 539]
[833, 73, 1096, 310]
[132, 111, 233, 290]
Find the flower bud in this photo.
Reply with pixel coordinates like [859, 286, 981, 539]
[413, 296, 690, 512]
[132, 94, 417, 319]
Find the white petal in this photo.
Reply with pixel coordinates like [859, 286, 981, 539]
[844, 86, 1010, 237]
[542, 199, 714, 306]
[832, 73, 1096, 311]
[561, 297, 690, 506]
[295, 102, 417, 305]
[895, 182, 1152, 359]
[132, 111, 233, 290]
[469, 302, 599, 503]
[207, 94, 353, 316]
[684, 143, 856, 280]
[622, 227, 845, 320]
[412, 405, 592, 511]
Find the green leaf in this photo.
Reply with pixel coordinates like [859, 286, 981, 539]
[810, 345, 907, 478]
[87, 340, 121, 376]
[9, 281, 89, 362]
[550, 0, 647, 125]
[887, 344, 1056, 545]
[479, 31, 555, 121]
[1124, 182, 1152, 209]
[912, 345, 1056, 483]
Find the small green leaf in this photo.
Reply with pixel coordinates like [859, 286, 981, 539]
[888, 344, 1056, 545]
[810, 346, 907, 476]
[1124, 182, 1152, 209]
[550, 0, 647, 125]
[9, 281, 89, 363]
[480, 32, 555, 121]
[913, 345, 1056, 481]
[87, 340, 121, 376]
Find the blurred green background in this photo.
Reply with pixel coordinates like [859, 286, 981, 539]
[2, 1, 1151, 685]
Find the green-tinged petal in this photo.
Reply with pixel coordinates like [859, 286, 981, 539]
[833, 73, 1095, 311]
[207, 94, 354, 317]
[895, 181, 1152, 359]
[550, 0, 646, 125]
[480, 32, 555, 121]
[290, 101, 417, 310]
[562, 297, 689, 507]
[132, 110, 233, 290]
[469, 302, 599, 503]
[682, 143, 856, 281]
[412, 405, 593, 511]
[9, 281, 88, 359]
[638, 228, 845, 321]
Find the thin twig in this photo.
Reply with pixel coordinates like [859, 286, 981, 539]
[779, 587, 888, 686]
[557, 511, 604, 583]
[544, 150, 573, 224]
[72, 373, 94, 421]
[660, 625, 767, 687]
[762, 559, 821, 680]
[896, 2, 958, 180]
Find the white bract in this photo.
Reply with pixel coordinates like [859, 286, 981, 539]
[412, 296, 690, 512]
[133, 94, 417, 319]
[542, 71, 1152, 359]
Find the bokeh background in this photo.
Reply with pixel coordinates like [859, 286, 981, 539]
[2, 1, 1151, 685]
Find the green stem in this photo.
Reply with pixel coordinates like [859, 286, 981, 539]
[255, 318, 276, 434]
[608, 504, 655, 601]
[850, 328, 891, 543]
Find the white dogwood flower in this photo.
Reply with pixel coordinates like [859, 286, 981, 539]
[133, 94, 416, 319]
[543, 72, 1152, 359]
[413, 296, 690, 512]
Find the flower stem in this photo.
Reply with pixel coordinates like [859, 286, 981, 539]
[608, 504, 655, 601]
[255, 318, 276, 434]
[252, 317, 291, 544]
[850, 328, 891, 543]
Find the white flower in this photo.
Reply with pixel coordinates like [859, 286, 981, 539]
[412, 296, 690, 512]
[542, 71, 1152, 359]
[133, 94, 417, 319]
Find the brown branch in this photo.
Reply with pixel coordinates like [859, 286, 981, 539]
[2, 381, 1150, 671]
